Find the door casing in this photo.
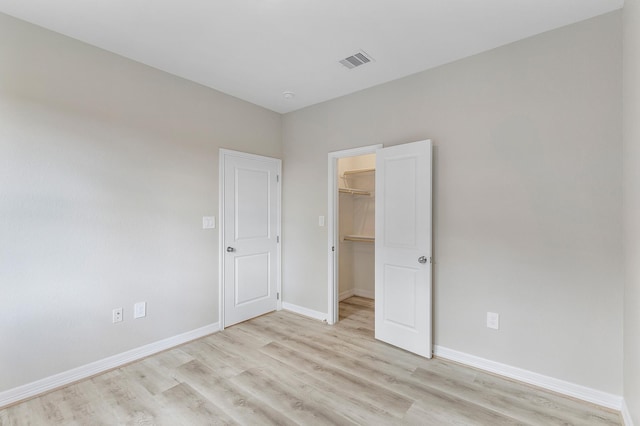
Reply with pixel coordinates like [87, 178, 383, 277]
[219, 148, 282, 329]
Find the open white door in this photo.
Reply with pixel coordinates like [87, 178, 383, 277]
[375, 140, 432, 358]
[220, 150, 281, 328]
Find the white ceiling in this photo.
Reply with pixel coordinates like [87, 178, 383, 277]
[0, 0, 623, 113]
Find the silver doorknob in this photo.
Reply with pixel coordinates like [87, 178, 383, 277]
[227, 247, 235, 252]
[418, 256, 428, 264]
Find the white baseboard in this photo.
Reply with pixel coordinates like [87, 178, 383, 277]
[354, 288, 374, 299]
[282, 302, 327, 321]
[622, 399, 634, 426]
[433, 346, 623, 411]
[0, 322, 220, 409]
[339, 289, 374, 300]
[339, 289, 355, 301]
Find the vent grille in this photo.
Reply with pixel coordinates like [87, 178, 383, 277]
[339, 50, 374, 69]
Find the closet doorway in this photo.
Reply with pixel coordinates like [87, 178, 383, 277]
[327, 145, 381, 325]
[337, 155, 376, 315]
[328, 140, 433, 358]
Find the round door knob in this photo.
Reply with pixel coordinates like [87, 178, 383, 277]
[226, 247, 235, 252]
[418, 256, 428, 264]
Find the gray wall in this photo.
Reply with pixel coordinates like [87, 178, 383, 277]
[624, 0, 640, 423]
[282, 12, 623, 394]
[0, 13, 281, 392]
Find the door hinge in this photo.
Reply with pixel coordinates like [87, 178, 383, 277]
[332, 246, 335, 252]
[277, 236, 280, 243]
[277, 174, 280, 183]
[277, 292, 280, 300]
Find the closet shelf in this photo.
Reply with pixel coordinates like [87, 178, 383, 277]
[344, 235, 375, 243]
[340, 168, 375, 196]
[343, 168, 375, 176]
[339, 188, 371, 196]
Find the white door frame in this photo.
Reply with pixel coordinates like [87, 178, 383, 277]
[219, 148, 282, 330]
[327, 144, 382, 325]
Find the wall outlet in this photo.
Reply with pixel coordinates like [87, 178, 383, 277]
[202, 216, 215, 229]
[112, 308, 123, 323]
[134, 302, 146, 319]
[487, 312, 500, 330]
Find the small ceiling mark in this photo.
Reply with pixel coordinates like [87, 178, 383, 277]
[339, 50, 374, 70]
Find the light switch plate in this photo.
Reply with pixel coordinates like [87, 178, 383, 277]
[318, 215, 325, 227]
[202, 216, 215, 229]
[487, 312, 500, 330]
[134, 302, 146, 319]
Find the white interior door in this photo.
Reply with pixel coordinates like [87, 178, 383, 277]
[221, 150, 280, 328]
[375, 140, 432, 358]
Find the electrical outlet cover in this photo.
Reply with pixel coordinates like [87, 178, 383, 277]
[112, 308, 123, 323]
[202, 216, 215, 229]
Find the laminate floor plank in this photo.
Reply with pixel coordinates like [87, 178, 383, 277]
[256, 361, 402, 425]
[337, 315, 374, 332]
[240, 318, 366, 360]
[227, 320, 403, 424]
[120, 358, 181, 396]
[172, 359, 297, 426]
[339, 301, 369, 317]
[17, 394, 66, 425]
[338, 308, 374, 329]
[88, 369, 161, 425]
[423, 367, 622, 426]
[57, 380, 116, 426]
[402, 399, 526, 426]
[259, 341, 416, 418]
[230, 368, 356, 426]
[341, 296, 375, 309]
[157, 382, 238, 426]
[412, 367, 575, 426]
[223, 322, 275, 347]
[216, 347, 295, 381]
[268, 332, 525, 425]
[146, 347, 195, 371]
[0, 297, 622, 425]
[178, 339, 248, 379]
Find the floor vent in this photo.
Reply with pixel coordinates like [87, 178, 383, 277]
[339, 50, 374, 69]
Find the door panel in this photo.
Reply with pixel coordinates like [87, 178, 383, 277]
[383, 264, 418, 328]
[236, 168, 270, 240]
[383, 156, 418, 248]
[222, 151, 280, 327]
[375, 140, 432, 358]
[234, 253, 270, 305]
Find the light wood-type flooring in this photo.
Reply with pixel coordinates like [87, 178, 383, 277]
[0, 296, 622, 425]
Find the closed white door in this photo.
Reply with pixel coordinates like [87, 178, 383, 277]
[375, 140, 432, 358]
[221, 150, 280, 328]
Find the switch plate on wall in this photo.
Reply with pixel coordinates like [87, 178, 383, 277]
[202, 216, 215, 229]
[318, 215, 325, 227]
[134, 302, 146, 319]
[487, 312, 500, 330]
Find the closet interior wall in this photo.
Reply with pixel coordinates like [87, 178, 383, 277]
[338, 154, 376, 301]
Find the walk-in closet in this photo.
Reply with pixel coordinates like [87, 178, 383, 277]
[337, 153, 375, 314]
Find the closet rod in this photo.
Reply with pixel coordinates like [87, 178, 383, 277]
[338, 188, 371, 196]
[344, 235, 375, 243]
[342, 168, 375, 176]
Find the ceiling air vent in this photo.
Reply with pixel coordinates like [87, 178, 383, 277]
[339, 50, 374, 70]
